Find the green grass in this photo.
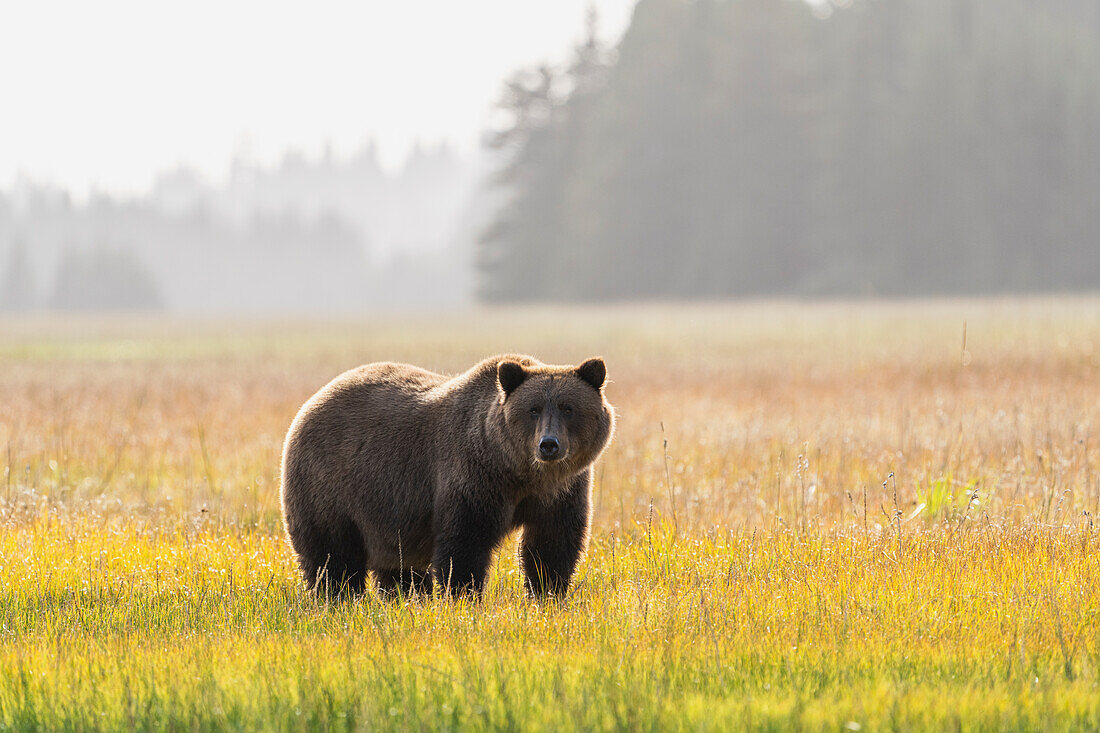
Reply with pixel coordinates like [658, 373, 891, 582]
[2, 300, 1100, 730]
[4, 519, 1100, 730]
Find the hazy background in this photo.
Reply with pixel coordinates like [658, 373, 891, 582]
[2, 0, 1098, 313]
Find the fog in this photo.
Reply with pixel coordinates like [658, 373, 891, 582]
[0, 146, 486, 312]
[2, 0, 1099, 313]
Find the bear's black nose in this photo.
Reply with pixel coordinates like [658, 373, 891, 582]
[538, 436, 561, 460]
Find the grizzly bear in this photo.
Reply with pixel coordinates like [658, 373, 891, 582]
[280, 354, 614, 597]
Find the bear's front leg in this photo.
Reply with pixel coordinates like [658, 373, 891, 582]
[518, 469, 592, 597]
[432, 490, 508, 596]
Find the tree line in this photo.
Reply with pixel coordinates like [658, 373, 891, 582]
[478, 0, 1100, 301]
[0, 144, 478, 313]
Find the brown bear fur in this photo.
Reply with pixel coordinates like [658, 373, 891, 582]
[279, 354, 615, 597]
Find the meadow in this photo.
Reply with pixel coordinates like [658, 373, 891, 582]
[2, 300, 1100, 731]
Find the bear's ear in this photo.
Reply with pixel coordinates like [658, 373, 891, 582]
[497, 360, 527, 398]
[576, 357, 606, 391]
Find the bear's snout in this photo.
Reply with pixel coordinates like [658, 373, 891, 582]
[538, 436, 562, 461]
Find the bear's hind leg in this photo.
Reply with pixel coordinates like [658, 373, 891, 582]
[299, 518, 369, 597]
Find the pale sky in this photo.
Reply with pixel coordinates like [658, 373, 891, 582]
[0, 1, 637, 198]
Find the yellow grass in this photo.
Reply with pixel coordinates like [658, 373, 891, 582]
[1, 299, 1099, 730]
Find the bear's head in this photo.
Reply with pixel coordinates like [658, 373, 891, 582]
[495, 357, 615, 481]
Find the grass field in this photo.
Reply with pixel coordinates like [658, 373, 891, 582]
[2, 300, 1100, 731]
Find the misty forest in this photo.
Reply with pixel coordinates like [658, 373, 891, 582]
[4, 0, 1100, 311]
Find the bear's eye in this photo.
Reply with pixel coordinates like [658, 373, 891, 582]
[529, 406, 541, 417]
[561, 404, 574, 418]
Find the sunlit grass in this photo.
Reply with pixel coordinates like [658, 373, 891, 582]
[4, 517, 1100, 730]
[2, 299, 1100, 730]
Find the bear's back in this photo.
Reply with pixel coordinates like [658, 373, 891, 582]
[289, 362, 448, 450]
